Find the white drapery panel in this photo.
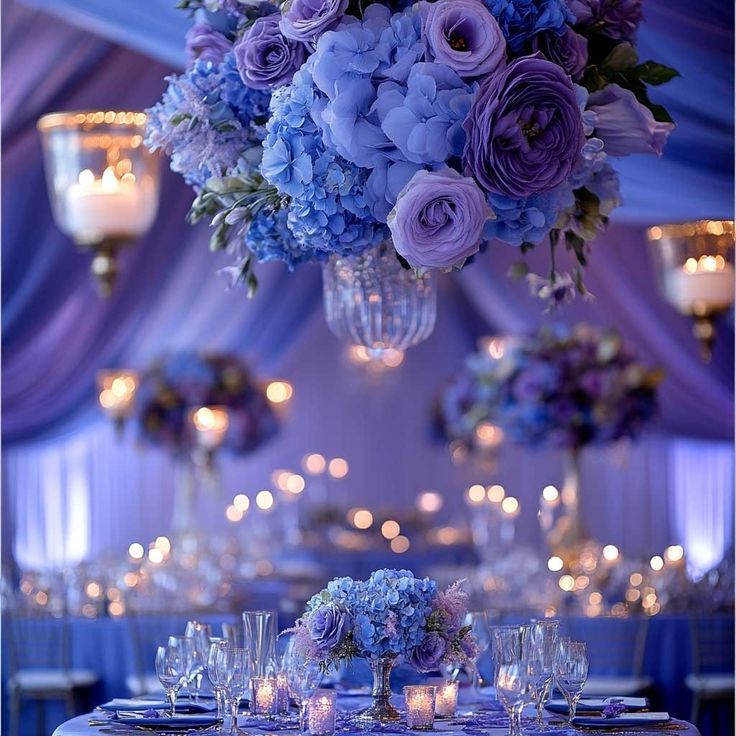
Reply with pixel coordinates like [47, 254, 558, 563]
[669, 438, 735, 577]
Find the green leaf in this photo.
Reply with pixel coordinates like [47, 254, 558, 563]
[634, 61, 680, 86]
[519, 241, 536, 254]
[601, 42, 638, 72]
[396, 253, 412, 270]
[580, 66, 609, 93]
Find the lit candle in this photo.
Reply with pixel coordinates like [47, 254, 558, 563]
[97, 370, 138, 420]
[404, 686, 436, 730]
[191, 406, 229, 449]
[433, 681, 458, 718]
[252, 677, 278, 717]
[307, 690, 336, 736]
[64, 167, 155, 240]
[664, 255, 735, 314]
[276, 672, 290, 715]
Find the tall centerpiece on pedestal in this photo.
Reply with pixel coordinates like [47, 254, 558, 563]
[287, 569, 478, 722]
[146, 0, 676, 352]
[439, 325, 661, 557]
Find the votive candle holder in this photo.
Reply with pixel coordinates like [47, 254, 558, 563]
[404, 685, 436, 730]
[276, 673, 290, 715]
[251, 677, 278, 717]
[307, 690, 336, 736]
[434, 681, 458, 718]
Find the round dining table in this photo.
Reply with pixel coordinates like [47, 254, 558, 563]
[52, 692, 702, 736]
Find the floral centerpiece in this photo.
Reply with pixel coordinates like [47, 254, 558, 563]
[146, 0, 677, 347]
[138, 351, 280, 455]
[287, 569, 478, 721]
[437, 325, 661, 546]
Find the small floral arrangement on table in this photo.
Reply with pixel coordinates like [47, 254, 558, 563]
[288, 569, 478, 672]
[437, 324, 661, 451]
[147, 0, 677, 302]
[137, 351, 280, 454]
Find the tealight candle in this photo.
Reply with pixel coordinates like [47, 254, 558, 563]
[276, 672, 290, 715]
[434, 681, 458, 718]
[307, 690, 336, 736]
[404, 685, 436, 730]
[252, 677, 278, 717]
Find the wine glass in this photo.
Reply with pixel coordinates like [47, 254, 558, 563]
[185, 621, 212, 702]
[282, 635, 322, 732]
[491, 625, 526, 704]
[208, 639, 231, 725]
[553, 640, 588, 725]
[463, 612, 491, 697]
[216, 646, 251, 734]
[495, 660, 533, 736]
[522, 620, 559, 730]
[156, 641, 187, 715]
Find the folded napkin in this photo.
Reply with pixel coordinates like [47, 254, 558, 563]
[101, 698, 218, 714]
[546, 697, 648, 715]
[572, 712, 670, 728]
[114, 714, 220, 729]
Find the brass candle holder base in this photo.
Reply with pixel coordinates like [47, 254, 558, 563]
[76, 236, 134, 297]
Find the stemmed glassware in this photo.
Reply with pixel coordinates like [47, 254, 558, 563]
[495, 660, 533, 736]
[553, 640, 589, 726]
[216, 646, 251, 734]
[463, 612, 491, 698]
[282, 635, 322, 732]
[208, 640, 232, 725]
[522, 620, 559, 730]
[186, 621, 212, 702]
[491, 625, 526, 703]
[156, 639, 187, 715]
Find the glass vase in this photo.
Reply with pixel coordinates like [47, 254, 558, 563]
[356, 656, 401, 722]
[243, 610, 278, 678]
[546, 448, 586, 555]
[322, 242, 437, 355]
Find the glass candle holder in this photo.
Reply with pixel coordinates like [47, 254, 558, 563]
[404, 685, 436, 730]
[307, 690, 336, 736]
[251, 677, 278, 717]
[433, 681, 458, 718]
[276, 672, 290, 715]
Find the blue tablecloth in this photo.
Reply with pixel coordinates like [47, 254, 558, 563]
[3, 613, 730, 736]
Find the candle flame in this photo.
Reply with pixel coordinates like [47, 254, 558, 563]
[78, 168, 95, 186]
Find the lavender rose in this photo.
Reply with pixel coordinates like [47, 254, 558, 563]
[424, 0, 506, 79]
[408, 633, 448, 672]
[567, 0, 642, 42]
[280, 0, 348, 42]
[587, 84, 673, 156]
[309, 605, 352, 650]
[388, 168, 493, 270]
[235, 15, 306, 90]
[536, 26, 587, 80]
[185, 23, 232, 65]
[463, 55, 584, 199]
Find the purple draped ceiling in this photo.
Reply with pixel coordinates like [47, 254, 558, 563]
[1, 0, 734, 568]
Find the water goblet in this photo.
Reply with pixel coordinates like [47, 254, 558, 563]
[495, 660, 533, 736]
[156, 642, 186, 715]
[282, 636, 322, 733]
[522, 620, 559, 730]
[553, 640, 588, 725]
[491, 625, 526, 704]
[463, 611, 491, 697]
[208, 639, 231, 725]
[185, 622, 211, 702]
[217, 646, 251, 733]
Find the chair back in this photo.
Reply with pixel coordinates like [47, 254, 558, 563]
[690, 615, 735, 674]
[4, 609, 71, 674]
[559, 616, 649, 676]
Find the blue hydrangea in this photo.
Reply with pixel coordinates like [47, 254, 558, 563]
[351, 569, 437, 658]
[484, 187, 574, 246]
[220, 51, 271, 127]
[261, 67, 387, 255]
[246, 208, 320, 269]
[145, 58, 266, 187]
[483, 0, 572, 51]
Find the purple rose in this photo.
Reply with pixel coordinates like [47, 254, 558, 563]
[309, 605, 352, 650]
[408, 633, 448, 672]
[185, 23, 232, 65]
[463, 55, 584, 199]
[388, 168, 492, 270]
[587, 84, 673, 156]
[536, 26, 587, 80]
[424, 0, 506, 79]
[280, 0, 348, 42]
[235, 15, 307, 90]
[567, 0, 642, 42]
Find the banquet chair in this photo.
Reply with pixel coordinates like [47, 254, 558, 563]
[685, 615, 735, 727]
[126, 613, 192, 696]
[561, 617, 652, 696]
[5, 610, 100, 736]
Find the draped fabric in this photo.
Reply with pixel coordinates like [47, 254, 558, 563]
[1, 0, 734, 570]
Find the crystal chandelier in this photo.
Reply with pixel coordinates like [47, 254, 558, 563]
[37, 110, 160, 296]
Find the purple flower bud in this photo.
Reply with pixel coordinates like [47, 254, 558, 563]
[408, 633, 448, 672]
[185, 23, 232, 65]
[567, 0, 642, 42]
[280, 0, 349, 43]
[536, 26, 588, 80]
